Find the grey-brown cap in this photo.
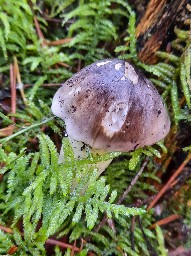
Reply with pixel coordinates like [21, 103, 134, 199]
[51, 59, 170, 152]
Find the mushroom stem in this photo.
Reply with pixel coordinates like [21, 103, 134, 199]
[93, 158, 112, 176]
[59, 137, 112, 176]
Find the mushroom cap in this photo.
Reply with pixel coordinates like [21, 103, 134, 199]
[51, 59, 170, 152]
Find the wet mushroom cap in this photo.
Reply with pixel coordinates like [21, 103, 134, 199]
[51, 59, 170, 152]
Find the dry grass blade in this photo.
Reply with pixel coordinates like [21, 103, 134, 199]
[10, 63, 16, 122]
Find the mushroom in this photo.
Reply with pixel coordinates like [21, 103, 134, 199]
[51, 59, 170, 174]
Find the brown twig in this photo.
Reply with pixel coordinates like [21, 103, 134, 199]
[150, 214, 181, 229]
[14, 57, 27, 106]
[57, 62, 70, 68]
[71, 240, 77, 256]
[0, 225, 80, 252]
[47, 38, 73, 46]
[34, 15, 46, 47]
[0, 225, 13, 234]
[33, 16, 71, 69]
[7, 245, 18, 255]
[95, 158, 149, 233]
[147, 153, 191, 210]
[137, 216, 158, 256]
[10, 63, 17, 122]
[94, 213, 107, 233]
[130, 216, 136, 251]
[46, 238, 80, 252]
[117, 157, 149, 205]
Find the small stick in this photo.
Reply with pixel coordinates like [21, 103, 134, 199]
[117, 158, 149, 205]
[0, 225, 80, 252]
[94, 213, 107, 233]
[46, 238, 80, 252]
[57, 62, 70, 68]
[147, 153, 191, 210]
[7, 245, 18, 255]
[130, 216, 136, 251]
[95, 158, 149, 232]
[34, 15, 46, 47]
[137, 216, 158, 256]
[10, 63, 17, 122]
[14, 57, 27, 106]
[71, 240, 77, 256]
[150, 214, 181, 229]
[47, 38, 73, 46]
[0, 225, 13, 234]
[33, 16, 70, 69]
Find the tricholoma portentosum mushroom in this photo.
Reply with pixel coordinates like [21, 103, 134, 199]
[52, 58, 170, 163]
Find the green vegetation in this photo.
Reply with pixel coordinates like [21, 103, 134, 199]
[0, 0, 191, 255]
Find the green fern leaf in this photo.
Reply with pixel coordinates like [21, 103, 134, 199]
[171, 81, 181, 124]
[156, 225, 168, 256]
[0, 12, 10, 39]
[28, 76, 47, 101]
[0, 28, 7, 58]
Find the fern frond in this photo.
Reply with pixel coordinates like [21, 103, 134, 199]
[28, 76, 47, 101]
[180, 46, 191, 108]
[0, 230, 14, 254]
[0, 111, 13, 124]
[0, 28, 7, 58]
[50, 0, 75, 18]
[115, 10, 137, 61]
[0, 12, 10, 39]
[156, 225, 168, 256]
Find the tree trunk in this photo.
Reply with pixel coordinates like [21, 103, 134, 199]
[136, 0, 189, 64]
